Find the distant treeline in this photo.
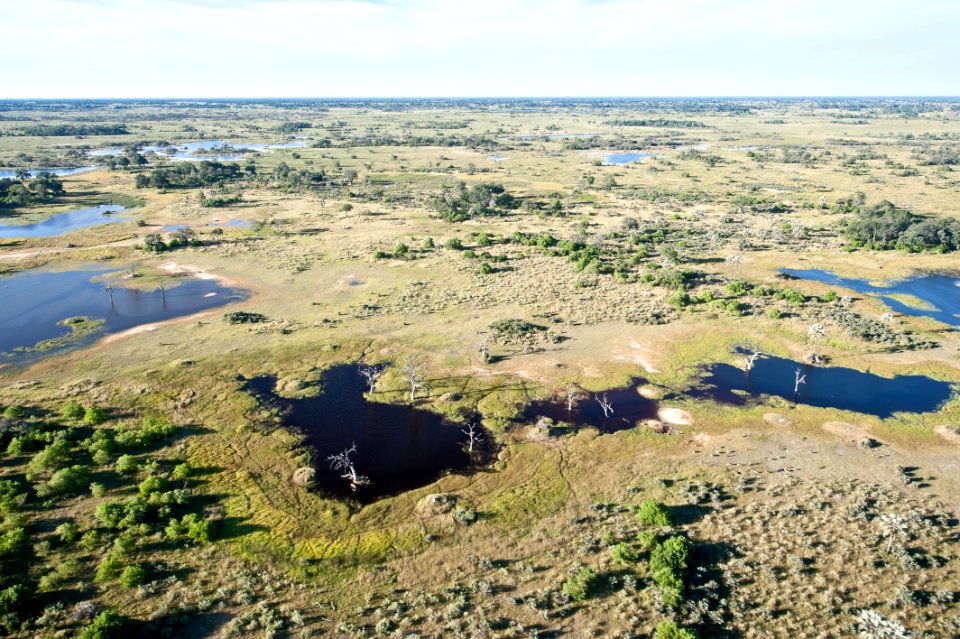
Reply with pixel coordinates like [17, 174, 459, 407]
[10, 124, 129, 137]
[608, 119, 708, 128]
[0, 173, 64, 208]
[134, 161, 251, 189]
[340, 134, 498, 148]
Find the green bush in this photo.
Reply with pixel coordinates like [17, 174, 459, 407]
[62, 401, 86, 420]
[0, 527, 27, 558]
[654, 621, 699, 639]
[115, 454, 138, 475]
[610, 542, 638, 564]
[55, 521, 79, 544]
[0, 584, 27, 617]
[138, 475, 168, 497]
[84, 407, 106, 426]
[2, 406, 23, 420]
[79, 610, 130, 639]
[636, 530, 658, 551]
[562, 567, 599, 601]
[95, 554, 124, 582]
[45, 465, 91, 496]
[636, 500, 672, 527]
[119, 564, 147, 589]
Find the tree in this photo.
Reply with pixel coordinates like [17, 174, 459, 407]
[397, 357, 427, 403]
[461, 422, 482, 455]
[565, 386, 584, 415]
[358, 365, 383, 394]
[807, 323, 826, 364]
[655, 621, 699, 639]
[793, 368, 806, 403]
[328, 443, 369, 492]
[636, 500, 672, 527]
[84, 406, 106, 425]
[78, 610, 130, 639]
[119, 564, 146, 589]
[62, 401, 85, 420]
[595, 393, 614, 419]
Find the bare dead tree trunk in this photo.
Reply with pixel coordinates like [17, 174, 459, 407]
[462, 422, 482, 456]
[565, 386, 584, 415]
[793, 368, 806, 404]
[398, 356, 427, 403]
[596, 393, 614, 419]
[328, 443, 369, 492]
[358, 365, 383, 394]
[104, 284, 115, 307]
[477, 337, 490, 364]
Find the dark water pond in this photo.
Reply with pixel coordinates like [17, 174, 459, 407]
[781, 268, 960, 328]
[523, 378, 659, 432]
[243, 364, 478, 502]
[0, 204, 128, 239]
[604, 152, 653, 165]
[0, 166, 99, 179]
[0, 266, 247, 365]
[695, 352, 956, 418]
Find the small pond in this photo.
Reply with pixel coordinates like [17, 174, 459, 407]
[0, 204, 128, 239]
[0, 266, 248, 365]
[603, 152, 653, 165]
[781, 268, 960, 328]
[0, 166, 99, 179]
[694, 351, 956, 418]
[243, 364, 480, 502]
[523, 377, 659, 432]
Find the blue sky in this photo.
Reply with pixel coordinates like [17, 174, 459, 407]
[2, 0, 958, 98]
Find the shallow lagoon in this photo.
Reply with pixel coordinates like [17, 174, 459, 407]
[603, 152, 653, 165]
[695, 351, 956, 418]
[0, 204, 128, 239]
[0, 166, 99, 179]
[782, 268, 960, 328]
[0, 266, 247, 364]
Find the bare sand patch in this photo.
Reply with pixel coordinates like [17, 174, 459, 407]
[763, 412, 793, 427]
[658, 407, 693, 425]
[934, 424, 960, 445]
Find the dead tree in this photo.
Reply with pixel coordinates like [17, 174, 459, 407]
[358, 365, 383, 394]
[103, 284, 115, 306]
[328, 443, 369, 492]
[461, 422, 482, 455]
[158, 281, 168, 304]
[398, 356, 427, 403]
[595, 393, 614, 419]
[793, 368, 806, 404]
[743, 348, 762, 384]
[565, 386, 584, 415]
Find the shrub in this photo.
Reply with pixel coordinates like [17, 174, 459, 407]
[45, 465, 92, 496]
[138, 476, 167, 497]
[115, 455, 138, 475]
[0, 584, 27, 617]
[95, 554, 124, 582]
[84, 407, 106, 426]
[562, 567, 599, 601]
[0, 527, 28, 558]
[610, 542, 638, 564]
[171, 463, 192, 481]
[636, 530, 658, 551]
[445, 238, 464, 250]
[78, 610, 130, 639]
[119, 564, 146, 589]
[55, 521, 80, 544]
[2, 406, 23, 420]
[636, 500, 672, 527]
[224, 311, 266, 324]
[62, 401, 86, 420]
[654, 621, 699, 639]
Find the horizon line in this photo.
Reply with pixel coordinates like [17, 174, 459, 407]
[3, 95, 960, 101]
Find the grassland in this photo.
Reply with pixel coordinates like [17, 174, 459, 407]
[0, 98, 958, 639]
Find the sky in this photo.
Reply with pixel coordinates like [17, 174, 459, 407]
[1, 0, 958, 98]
